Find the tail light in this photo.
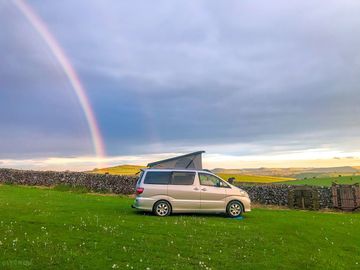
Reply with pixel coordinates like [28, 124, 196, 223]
[136, 187, 144, 195]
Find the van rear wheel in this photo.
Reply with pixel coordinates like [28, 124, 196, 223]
[153, 200, 171, 217]
[226, 201, 243, 218]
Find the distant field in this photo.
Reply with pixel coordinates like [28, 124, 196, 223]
[1, 185, 360, 269]
[294, 172, 360, 180]
[213, 166, 360, 179]
[217, 173, 295, 183]
[280, 175, 360, 187]
[91, 166, 295, 183]
[89, 166, 360, 187]
[90, 165, 145, 175]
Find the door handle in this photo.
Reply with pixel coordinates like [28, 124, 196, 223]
[193, 187, 199, 191]
[201, 188, 207, 191]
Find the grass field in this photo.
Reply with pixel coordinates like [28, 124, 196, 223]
[0, 185, 360, 269]
[217, 173, 294, 184]
[90, 165, 145, 175]
[280, 175, 360, 187]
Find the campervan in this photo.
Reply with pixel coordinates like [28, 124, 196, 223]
[132, 169, 251, 217]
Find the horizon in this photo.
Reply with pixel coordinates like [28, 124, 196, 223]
[1, 0, 360, 170]
[2, 153, 360, 171]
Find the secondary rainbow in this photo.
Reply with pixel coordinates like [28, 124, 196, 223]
[13, 0, 106, 161]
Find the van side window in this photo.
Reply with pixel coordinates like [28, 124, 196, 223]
[144, 172, 171, 184]
[171, 172, 195, 185]
[199, 173, 230, 188]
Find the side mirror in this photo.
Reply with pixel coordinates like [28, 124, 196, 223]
[228, 177, 235, 184]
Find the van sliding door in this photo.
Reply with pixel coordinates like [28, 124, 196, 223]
[167, 172, 200, 211]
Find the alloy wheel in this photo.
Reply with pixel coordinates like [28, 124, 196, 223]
[229, 202, 241, 217]
[156, 202, 169, 216]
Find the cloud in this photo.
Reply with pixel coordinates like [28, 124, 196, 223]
[333, 156, 355, 160]
[1, 0, 360, 164]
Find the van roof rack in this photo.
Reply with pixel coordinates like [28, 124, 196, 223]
[147, 151, 205, 170]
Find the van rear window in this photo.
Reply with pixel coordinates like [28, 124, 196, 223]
[144, 172, 171, 184]
[137, 171, 144, 185]
[171, 172, 195, 185]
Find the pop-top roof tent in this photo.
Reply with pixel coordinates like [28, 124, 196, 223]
[147, 151, 205, 170]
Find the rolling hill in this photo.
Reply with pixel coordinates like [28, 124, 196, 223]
[213, 166, 360, 179]
[90, 165, 145, 175]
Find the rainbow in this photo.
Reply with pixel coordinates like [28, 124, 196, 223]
[12, 0, 106, 162]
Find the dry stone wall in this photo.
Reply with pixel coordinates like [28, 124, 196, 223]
[237, 184, 333, 209]
[0, 168, 138, 194]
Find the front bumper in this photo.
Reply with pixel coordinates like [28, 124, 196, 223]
[241, 197, 251, 212]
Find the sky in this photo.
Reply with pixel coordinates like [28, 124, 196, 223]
[1, 0, 360, 170]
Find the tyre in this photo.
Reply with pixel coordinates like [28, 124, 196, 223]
[226, 201, 243, 218]
[153, 200, 171, 217]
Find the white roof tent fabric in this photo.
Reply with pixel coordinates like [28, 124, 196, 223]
[147, 151, 205, 170]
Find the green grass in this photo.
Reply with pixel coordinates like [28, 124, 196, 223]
[90, 165, 145, 175]
[218, 173, 294, 184]
[53, 184, 93, 194]
[0, 185, 360, 269]
[280, 175, 360, 187]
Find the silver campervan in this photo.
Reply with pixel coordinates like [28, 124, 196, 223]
[132, 169, 251, 217]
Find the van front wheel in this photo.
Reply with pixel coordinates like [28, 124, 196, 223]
[226, 201, 243, 218]
[153, 200, 171, 217]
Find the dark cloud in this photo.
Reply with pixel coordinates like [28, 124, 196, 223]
[1, 0, 360, 159]
[0, 2, 92, 158]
